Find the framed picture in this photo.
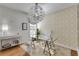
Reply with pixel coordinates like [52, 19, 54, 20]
[22, 23, 27, 30]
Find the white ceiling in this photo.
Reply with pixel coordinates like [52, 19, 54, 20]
[0, 3, 77, 15]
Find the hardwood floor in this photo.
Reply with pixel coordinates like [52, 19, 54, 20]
[0, 45, 30, 56]
[0, 43, 77, 56]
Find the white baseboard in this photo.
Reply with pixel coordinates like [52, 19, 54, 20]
[55, 42, 78, 51]
[55, 42, 79, 55]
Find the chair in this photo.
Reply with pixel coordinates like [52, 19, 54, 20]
[43, 31, 56, 56]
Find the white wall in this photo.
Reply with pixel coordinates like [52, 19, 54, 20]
[0, 5, 30, 44]
[77, 4, 79, 55]
[38, 5, 78, 50]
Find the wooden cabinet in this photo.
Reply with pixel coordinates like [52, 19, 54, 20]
[71, 49, 78, 56]
[0, 35, 21, 50]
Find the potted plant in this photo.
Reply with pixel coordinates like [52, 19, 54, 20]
[36, 28, 41, 40]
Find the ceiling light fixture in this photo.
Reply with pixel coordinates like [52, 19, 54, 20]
[29, 3, 45, 24]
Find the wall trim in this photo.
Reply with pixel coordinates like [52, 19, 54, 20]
[55, 42, 79, 55]
[55, 42, 78, 51]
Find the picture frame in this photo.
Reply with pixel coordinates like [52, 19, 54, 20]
[22, 23, 27, 30]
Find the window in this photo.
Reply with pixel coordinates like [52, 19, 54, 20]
[30, 24, 37, 38]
